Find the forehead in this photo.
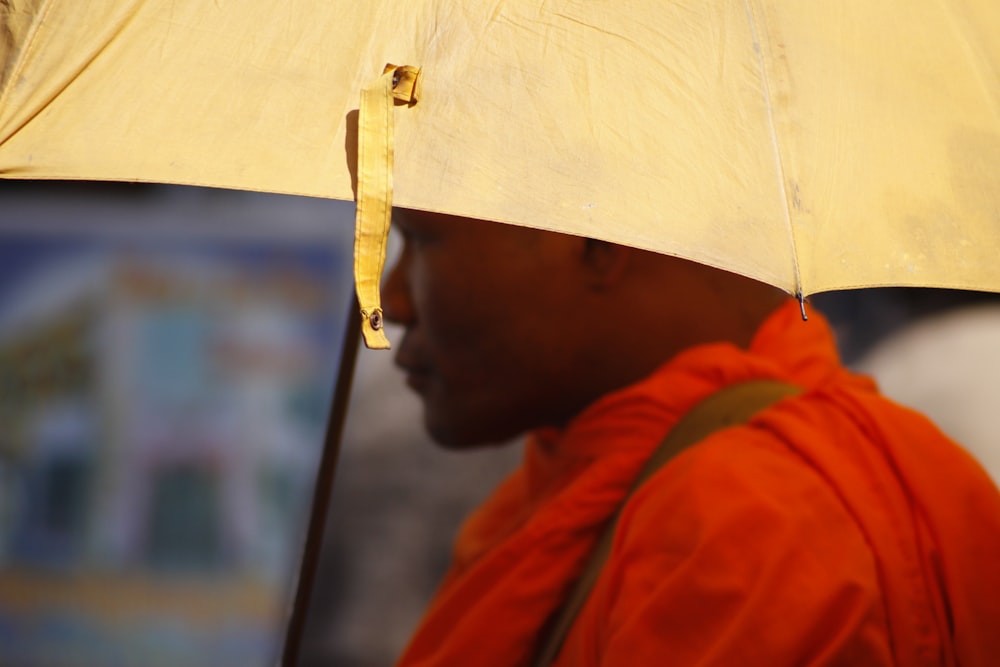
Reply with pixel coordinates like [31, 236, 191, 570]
[392, 208, 491, 239]
[392, 208, 545, 245]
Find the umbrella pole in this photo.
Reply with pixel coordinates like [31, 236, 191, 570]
[281, 296, 362, 667]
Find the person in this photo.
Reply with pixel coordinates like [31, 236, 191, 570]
[380, 208, 1000, 666]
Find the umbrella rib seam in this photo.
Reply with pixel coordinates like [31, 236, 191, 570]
[741, 0, 804, 298]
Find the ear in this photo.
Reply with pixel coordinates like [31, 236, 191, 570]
[581, 238, 631, 289]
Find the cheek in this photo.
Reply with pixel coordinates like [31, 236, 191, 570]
[410, 256, 507, 354]
[418, 291, 505, 385]
[409, 286, 522, 444]
[413, 274, 521, 383]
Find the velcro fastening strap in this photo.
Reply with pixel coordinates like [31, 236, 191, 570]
[353, 64, 420, 350]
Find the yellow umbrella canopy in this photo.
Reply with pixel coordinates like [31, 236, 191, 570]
[2, 0, 999, 346]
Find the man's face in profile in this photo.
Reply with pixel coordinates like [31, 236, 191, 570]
[382, 210, 589, 448]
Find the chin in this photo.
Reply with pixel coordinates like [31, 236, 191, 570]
[423, 414, 522, 450]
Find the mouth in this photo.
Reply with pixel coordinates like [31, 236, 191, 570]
[394, 330, 436, 393]
[403, 370, 432, 393]
[395, 351, 433, 394]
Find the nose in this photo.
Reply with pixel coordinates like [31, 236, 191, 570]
[382, 250, 414, 327]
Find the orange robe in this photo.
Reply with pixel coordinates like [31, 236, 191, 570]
[396, 301, 1000, 666]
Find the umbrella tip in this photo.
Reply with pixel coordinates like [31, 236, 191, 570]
[797, 293, 808, 321]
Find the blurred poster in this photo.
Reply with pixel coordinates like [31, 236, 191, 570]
[0, 183, 355, 667]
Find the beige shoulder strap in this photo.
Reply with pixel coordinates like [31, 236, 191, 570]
[531, 380, 801, 667]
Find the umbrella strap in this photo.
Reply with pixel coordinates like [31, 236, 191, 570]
[531, 379, 801, 667]
[353, 64, 420, 349]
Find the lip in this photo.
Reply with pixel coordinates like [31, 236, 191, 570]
[396, 354, 432, 394]
[394, 338, 432, 393]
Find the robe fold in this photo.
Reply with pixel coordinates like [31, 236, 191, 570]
[396, 301, 1000, 666]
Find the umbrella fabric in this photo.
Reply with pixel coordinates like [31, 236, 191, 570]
[2, 1, 999, 329]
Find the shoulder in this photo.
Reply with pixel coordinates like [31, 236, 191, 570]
[616, 418, 867, 562]
[586, 420, 891, 663]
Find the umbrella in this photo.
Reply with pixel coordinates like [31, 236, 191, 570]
[2, 0, 999, 661]
[2, 0, 999, 346]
